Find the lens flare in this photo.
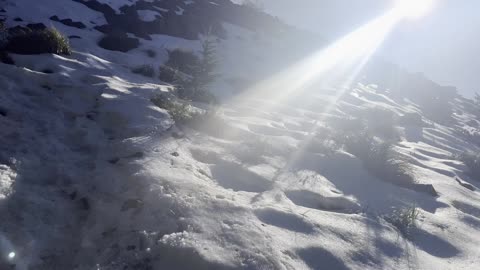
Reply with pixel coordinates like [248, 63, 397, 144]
[395, 0, 435, 19]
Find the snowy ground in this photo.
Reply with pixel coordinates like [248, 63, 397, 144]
[1, 0, 480, 269]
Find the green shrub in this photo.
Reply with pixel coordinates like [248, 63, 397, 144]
[159, 65, 183, 84]
[163, 38, 218, 104]
[6, 27, 71, 55]
[131, 64, 155, 78]
[177, 85, 218, 104]
[398, 112, 425, 127]
[151, 94, 192, 124]
[165, 49, 199, 74]
[338, 131, 415, 187]
[385, 206, 420, 237]
[330, 107, 399, 142]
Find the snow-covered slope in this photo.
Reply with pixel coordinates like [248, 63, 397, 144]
[0, 1, 479, 269]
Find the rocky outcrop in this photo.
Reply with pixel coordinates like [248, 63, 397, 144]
[98, 34, 140, 52]
[50, 15, 86, 29]
[73, 0, 286, 41]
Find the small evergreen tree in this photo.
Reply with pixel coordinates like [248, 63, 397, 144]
[474, 92, 480, 106]
[177, 36, 218, 103]
[0, 21, 7, 48]
[195, 37, 217, 92]
[242, 0, 264, 11]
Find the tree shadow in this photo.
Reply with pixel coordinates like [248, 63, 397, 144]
[297, 246, 351, 270]
[404, 126, 424, 143]
[254, 208, 315, 234]
[411, 228, 460, 258]
[291, 152, 448, 214]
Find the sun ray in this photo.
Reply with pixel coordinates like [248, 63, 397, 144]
[218, 3, 438, 179]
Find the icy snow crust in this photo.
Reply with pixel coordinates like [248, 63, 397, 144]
[0, 0, 479, 269]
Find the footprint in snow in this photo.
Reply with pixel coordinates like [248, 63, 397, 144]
[285, 190, 361, 214]
[296, 246, 351, 270]
[190, 149, 222, 165]
[254, 208, 315, 234]
[210, 161, 273, 193]
[411, 228, 460, 258]
[452, 200, 480, 218]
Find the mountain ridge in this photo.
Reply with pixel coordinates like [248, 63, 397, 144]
[0, 1, 479, 269]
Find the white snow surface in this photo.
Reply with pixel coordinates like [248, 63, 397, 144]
[0, 1, 479, 270]
[137, 10, 162, 22]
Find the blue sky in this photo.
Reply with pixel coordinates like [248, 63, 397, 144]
[260, 0, 480, 97]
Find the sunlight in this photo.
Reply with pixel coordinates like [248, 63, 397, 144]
[228, 0, 436, 111]
[221, 1, 437, 175]
[227, 9, 400, 113]
[394, 0, 435, 19]
[222, 5, 429, 179]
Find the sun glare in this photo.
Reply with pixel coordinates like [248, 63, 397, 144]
[223, 1, 438, 175]
[227, 0, 436, 121]
[395, 0, 435, 19]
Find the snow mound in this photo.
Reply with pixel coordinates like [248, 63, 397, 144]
[0, 0, 479, 269]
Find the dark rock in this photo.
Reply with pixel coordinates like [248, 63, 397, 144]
[79, 197, 90, 211]
[121, 198, 144, 211]
[41, 68, 54, 74]
[50, 15, 86, 29]
[69, 35, 81, 39]
[171, 152, 180, 157]
[13, 17, 23, 22]
[126, 245, 136, 251]
[108, 157, 120, 164]
[0, 107, 7, 117]
[98, 34, 139, 52]
[0, 51, 14, 65]
[125, 151, 144, 159]
[26, 23, 47, 31]
[69, 191, 77, 200]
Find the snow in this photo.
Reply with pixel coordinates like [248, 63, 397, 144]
[0, 0, 479, 269]
[2, 0, 106, 27]
[137, 10, 161, 22]
[96, 0, 138, 13]
[176, 6, 185, 16]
